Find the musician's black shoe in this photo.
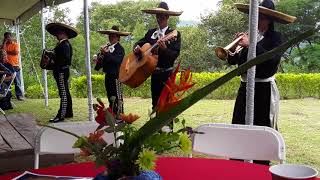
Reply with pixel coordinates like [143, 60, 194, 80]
[65, 114, 73, 118]
[17, 96, 25, 101]
[49, 117, 64, 123]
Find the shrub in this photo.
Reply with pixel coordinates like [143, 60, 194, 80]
[25, 84, 59, 98]
[26, 73, 320, 99]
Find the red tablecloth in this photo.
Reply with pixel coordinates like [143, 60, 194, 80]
[1, 157, 319, 180]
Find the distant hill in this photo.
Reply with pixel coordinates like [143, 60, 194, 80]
[178, 20, 199, 27]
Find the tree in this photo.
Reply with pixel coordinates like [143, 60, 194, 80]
[200, 0, 249, 71]
[177, 26, 216, 72]
[76, 0, 179, 32]
[276, 0, 320, 72]
[276, 0, 320, 43]
[282, 43, 320, 72]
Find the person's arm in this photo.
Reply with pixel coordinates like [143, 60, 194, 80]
[227, 48, 248, 65]
[103, 46, 125, 67]
[226, 33, 248, 65]
[158, 31, 181, 65]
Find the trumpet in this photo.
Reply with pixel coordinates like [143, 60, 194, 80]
[215, 35, 245, 61]
[93, 43, 112, 63]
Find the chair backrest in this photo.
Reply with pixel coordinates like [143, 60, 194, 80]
[35, 122, 115, 154]
[0, 72, 16, 97]
[191, 123, 285, 163]
[0, 74, 6, 85]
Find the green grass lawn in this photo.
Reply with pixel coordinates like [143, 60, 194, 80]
[7, 98, 320, 171]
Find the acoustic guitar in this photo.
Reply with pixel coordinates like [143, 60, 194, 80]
[119, 30, 178, 88]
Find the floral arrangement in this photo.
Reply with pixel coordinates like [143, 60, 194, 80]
[41, 29, 315, 180]
[73, 64, 195, 179]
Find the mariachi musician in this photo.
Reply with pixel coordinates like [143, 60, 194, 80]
[224, 0, 296, 165]
[133, 2, 182, 120]
[94, 25, 130, 117]
[46, 22, 78, 123]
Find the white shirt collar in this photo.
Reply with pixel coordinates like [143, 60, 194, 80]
[59, 38, 68, 43]
[151, 26, 169, 39]
[257, 31, 264, 42]
[159, 26, 169, 34]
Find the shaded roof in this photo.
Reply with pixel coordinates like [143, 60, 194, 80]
[0, 0, 71, 25]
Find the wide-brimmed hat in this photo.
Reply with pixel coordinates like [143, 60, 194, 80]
[46, 22, 78, 39]
[142, 2, 183, 16]
[97, 25, 131, 36]
[235, 0, 296, 24]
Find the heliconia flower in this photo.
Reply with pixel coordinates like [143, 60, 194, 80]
[156, 63, 195, 113]
[178, 68, 194, 92]
[120, 113, 140, 123]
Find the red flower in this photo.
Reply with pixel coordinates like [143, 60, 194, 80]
[156, 63, 195, 113]
[94, 99, 115, 126]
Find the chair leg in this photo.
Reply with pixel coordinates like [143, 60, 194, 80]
[11, 101, 16, 108]
[34, 153, 39, 169]
[280, 159, 285, 164]
[0, 108, 5, 115]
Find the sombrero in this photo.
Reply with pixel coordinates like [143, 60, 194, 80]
[235, 0, 296, 24]
[46, 22, 78, 39]
[142, 2, 183, 16]
[97, 25, 131, 36]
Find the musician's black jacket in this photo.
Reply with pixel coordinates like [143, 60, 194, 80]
[227, 29, 283, 78]
[135, 27, 181, 69]
[54, 39, 72, 69]
[94, 43, 125, 77]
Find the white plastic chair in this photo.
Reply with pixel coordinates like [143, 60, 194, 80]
[0, 73, 6, 85]
[34, 122, 115, 169]
[191, 123, 286, 163]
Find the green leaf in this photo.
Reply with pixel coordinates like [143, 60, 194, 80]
[95, 157, 106, 167]
[104, 123, 127, 133]
[72, 136, 87, 148]
[104, 109, 115, 129]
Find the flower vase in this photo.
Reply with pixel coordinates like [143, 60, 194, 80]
[94, 171, 162, 180]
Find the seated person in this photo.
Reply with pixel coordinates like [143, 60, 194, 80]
[0, 63, 14, 110]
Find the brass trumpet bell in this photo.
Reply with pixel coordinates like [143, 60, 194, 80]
[214, 35, 244, 61]
[215, 46, 229, 61]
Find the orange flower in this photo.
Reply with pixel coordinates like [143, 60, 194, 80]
[88, 130, 106, 145]
[78, 130, 106, 157]
[156, 63, 195, 113]
[120, 113, 140, 123]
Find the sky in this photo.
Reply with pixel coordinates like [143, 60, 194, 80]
[58, 0, 220, 23]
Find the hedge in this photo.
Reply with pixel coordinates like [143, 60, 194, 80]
[24, 73, 320, 99]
